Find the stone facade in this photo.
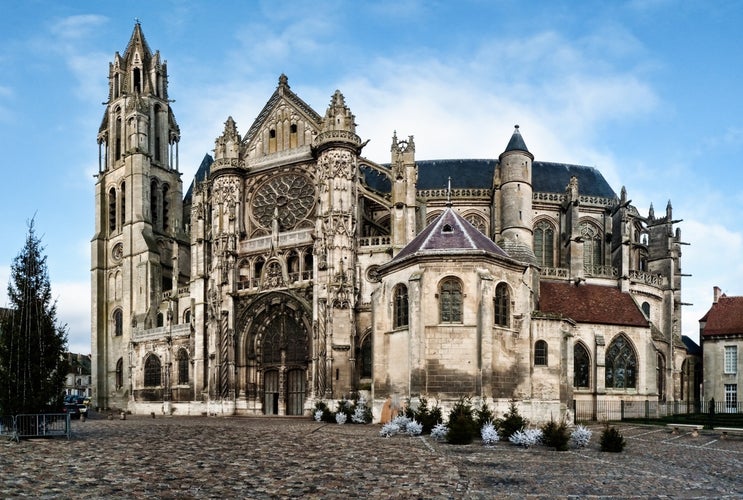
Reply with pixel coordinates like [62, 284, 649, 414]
[700, 287, 742, 411]
[92, 24, 690, 422]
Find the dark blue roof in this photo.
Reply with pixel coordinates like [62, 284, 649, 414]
[412, 159, 616, 198]
[504, 126, 529, 153]
[533, 162, 616, 198]
[184, 154, 213, 202]
[360, 164, 392, 193]
[681, 335, 701, 355]
[416, 159, 495, 190]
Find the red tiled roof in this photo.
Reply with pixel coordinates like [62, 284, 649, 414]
[539, 281, 648, 327]
[701, 295, 743, 336]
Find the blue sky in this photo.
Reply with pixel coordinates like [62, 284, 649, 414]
[1, 0, 742, 354]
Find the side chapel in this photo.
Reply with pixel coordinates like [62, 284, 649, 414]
[92, 24, 689, 421]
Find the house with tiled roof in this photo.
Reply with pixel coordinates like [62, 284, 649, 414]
[92, 24, 691, 421]
[700, 287, 742, 412]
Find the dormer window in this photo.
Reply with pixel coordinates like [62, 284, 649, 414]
[442, 224, 453, 233]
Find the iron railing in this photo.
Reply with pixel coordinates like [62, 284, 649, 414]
[0, 413, 71, 441]
[574, 399, 743, 427]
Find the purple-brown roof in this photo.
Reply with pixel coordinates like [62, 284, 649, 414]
[539, 281, 648, 327]
[390, 206, 509, 263]
[700, 295, 743, 336]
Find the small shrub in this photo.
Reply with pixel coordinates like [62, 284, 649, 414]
[313, 401, 335, 423]
[431, 422, 449, 441]
[600, 425, 626, 452]
[406, 420, 423, 436]
[541, 418, 570, 451]
[335, 412, 347, 425]
[570, 425, 592, 448]
[391, 415, 411, 431]
[351, 396, 372, 424]
[404, 397, 443, 434]
[380, 422, 400, 438]
[475, 402, 495, 431]
[498, 399, 528, 441]
[313, 409, 323, 422]
[481, 421, 500, 446]
[509, 428, 543, 448]
[446, 397, 477, 445]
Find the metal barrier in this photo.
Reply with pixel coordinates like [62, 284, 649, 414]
[1, 414, 71, 441]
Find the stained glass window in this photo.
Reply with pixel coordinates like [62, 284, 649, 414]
[393, 284, 409, 328]
[574, 343, 590, 388]
[605, 335, 637, 389]
[495, 282, 510, 327]
[440, 278, 462, 323]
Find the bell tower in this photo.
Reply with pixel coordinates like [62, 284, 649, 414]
[91, 23, 184, 410]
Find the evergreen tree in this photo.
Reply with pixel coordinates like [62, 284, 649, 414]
[0, 219, 68, 415]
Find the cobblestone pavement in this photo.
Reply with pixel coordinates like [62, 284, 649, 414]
[1, 414, 742, 499]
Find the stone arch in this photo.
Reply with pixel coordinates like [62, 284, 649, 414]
[235, 292, 312, 416]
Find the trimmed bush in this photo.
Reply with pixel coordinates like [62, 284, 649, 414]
[509, 428, 543, 448]
[404, 397, 443, 434]
[600, 425, 626, 452]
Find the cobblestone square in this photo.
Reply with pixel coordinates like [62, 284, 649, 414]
[1, 415, 741, 498]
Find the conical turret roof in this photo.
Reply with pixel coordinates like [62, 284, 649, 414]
[504, 125, 529, 153]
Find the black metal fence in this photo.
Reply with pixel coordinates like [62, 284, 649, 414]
[0, 414, 71, 441]
[574, 399, 743, 427]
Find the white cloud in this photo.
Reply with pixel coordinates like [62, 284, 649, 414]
[54, 280, 91, 355]
[679, 219, 743, 343]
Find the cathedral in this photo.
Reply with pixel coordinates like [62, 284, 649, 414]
[91, 24, 688, 421]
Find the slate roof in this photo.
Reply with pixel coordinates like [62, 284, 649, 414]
[184, 154, 214, 203]
[504, 126, 529, 153]
[539, 281, 648, 327]
[408, 159, 617, 198]
[700, 295, 743, 336]
[388, 206, 510, 265]
[681, 335, 702, 355]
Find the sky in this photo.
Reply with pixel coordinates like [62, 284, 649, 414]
[1, 0, 742, 354]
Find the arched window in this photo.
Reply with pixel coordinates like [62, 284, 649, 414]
[580, 222, 603, 268]
[150, 179, 159, 229]
[113, 308, 123, 337]
[109, 187, 117, 234]
[605, 334, 637, 389]
[144, 354, 161, 387]
[641, 302, 650, 318]
[494, 282, 510, 327]
[574, 342, 590, 388]
[120, 182, 126, 228]
[162, 184, 169, 232]
[183, 309, 191, 324]
[657, 353, 666, 401]
[393, 284, 409, 328]
[177, 349, 189, 385]
[360, 335, 372, 379]
[465, 213, 487, 234]
[115, 358, 123, 389]
[156, 312, 164, 328]
[534, 220, 555, 267]
[133, 67, 141, 93]
[115, 116, 122, 161]
[439, 277, 463, 323]
[535, 340, 548, 366]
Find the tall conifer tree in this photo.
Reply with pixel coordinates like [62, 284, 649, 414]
[0, 219, 68, 414]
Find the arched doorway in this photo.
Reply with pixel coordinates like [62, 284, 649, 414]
[241, 293, 311, 416]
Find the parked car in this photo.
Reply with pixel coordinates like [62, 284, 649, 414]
[62, 403, 81, 419]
